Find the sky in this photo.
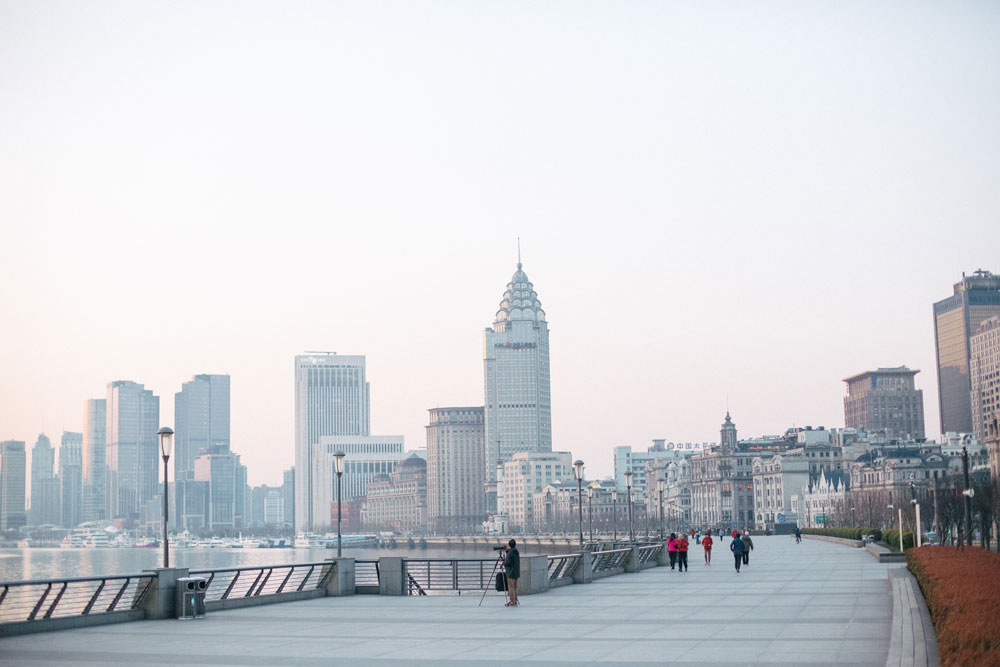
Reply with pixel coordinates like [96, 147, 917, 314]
[1, 1, 999, 487]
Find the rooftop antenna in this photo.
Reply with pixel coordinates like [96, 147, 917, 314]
[517, 236, 522, 268]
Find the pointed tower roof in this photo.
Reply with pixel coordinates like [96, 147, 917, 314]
[494, 261, 546, 325]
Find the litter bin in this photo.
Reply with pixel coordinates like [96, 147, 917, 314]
[176, 576, 207, 620]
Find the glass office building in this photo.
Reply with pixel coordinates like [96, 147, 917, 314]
[934, 270, 1000, 435]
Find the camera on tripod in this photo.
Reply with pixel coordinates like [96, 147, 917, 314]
[492, 545, 507, 551]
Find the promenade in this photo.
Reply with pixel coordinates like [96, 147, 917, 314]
[0, 536, 896, 666]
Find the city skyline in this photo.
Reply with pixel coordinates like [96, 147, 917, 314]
[2, 2, 999, 486]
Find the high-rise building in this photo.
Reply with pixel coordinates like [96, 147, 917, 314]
[426, 407, 486, 533]
[30, 434, 60, 526]
[970, 316, 1000, 446]
[82, 398, 107, 521]
[483, 260, 551, 508]
[59, 431, 84, 528]
[175, 374, 231, 478]
[282, 467, 295, 528]
[843, 366, 925, 440]
[0, 440, 27, 530]
[194, 447, 239, 531]
[294, 353, 370, 530]
[310, 435, 405, 529]
[933, 270, 1000, 434]
[501, 452, 572, 532]
[106, 380, 160, 522]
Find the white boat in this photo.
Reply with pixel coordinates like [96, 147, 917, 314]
[67, 521, 111, 548]
[17, 538, 34, 548]
[60, 534, 83, 548]
[294, 533, 324, 549]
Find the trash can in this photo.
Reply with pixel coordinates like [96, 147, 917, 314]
[176, 576, 207, 620]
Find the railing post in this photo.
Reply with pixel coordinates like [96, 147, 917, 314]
[572, 552, 593, 584]
[624, 546, 640, 573]
[656, 541, 668, 567]
[377, 557, 405, 596]
[518, 555, 550, 595]
[140, 568, 189, 620]
[324, 558, 355, 597]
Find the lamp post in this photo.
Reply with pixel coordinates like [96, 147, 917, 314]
[333, 451, 346, 557]
[657, 478, 665, 540]
[961, 442, 973, 548]
[574, 460, 585, 550]
[624, 471, 634, 545]
[587, 485, 594, 542]
[611, 489, 618, 543]
[157, 427, 173, 569]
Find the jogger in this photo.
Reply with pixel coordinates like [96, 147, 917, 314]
[730, 533, 745, 572]
[702, 533, 713, 564]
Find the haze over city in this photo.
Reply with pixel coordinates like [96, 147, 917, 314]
[2, 1, 999, 486]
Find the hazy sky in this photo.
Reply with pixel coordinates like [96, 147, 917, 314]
[2, 1, 998, 486]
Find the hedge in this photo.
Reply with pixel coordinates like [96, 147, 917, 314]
[908, 546, 1000, 666]
[800, 527, 882, 541]
[883, 529, 915, 551]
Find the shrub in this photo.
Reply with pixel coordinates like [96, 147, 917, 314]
[908, 546, 1000, 666]
[883, 530, 915, 551]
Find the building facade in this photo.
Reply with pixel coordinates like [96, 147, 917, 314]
[193, 447, 244, 531]
[689, 413, 756, 530]
[360, 456, 427, 531]
[30, 433, 60, 526]
[751, 455, 810, 528]
[483, 261, 552, 509]
[426, 407, 485, 533]
[843, 366, 925, 440]
[59, 431, 84, 528]
[295, 353, 370, 531]
[175, 374, 231, 478]
[933, 269, 1000, 435]
[614, 442, 698, 504]
[501, 451, 572, 531]
[970, 316, 1000, 446]
[106, 380, 160, 523]
[310, 435, 405, 530]
[82, 398, 107, 522]
[0, 441, 27, 530]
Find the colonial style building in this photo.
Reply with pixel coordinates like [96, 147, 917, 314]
[791, 470, 850, 528]
[689, 413, 755, 530]
[751, 454, 809, 529]
[500, 451, 571, 532]
[360, 456, 427, 531]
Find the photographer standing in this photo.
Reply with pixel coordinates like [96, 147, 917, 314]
[503, 539, 520, 607]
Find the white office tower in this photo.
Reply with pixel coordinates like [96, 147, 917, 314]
[175, 374, 231, 476]
[59, 431, 84, 528]
[483, 260, 552, 509]
[82, 398, 107, 521]
[106, 380, 160, 522]
[501, 452, 572, 531]
[311, 435, 405, 529]
[295, 353, 370, 531]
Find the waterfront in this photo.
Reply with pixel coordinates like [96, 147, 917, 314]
[0, 542, 566, 583]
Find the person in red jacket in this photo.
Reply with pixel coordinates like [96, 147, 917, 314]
[676, 534, 689, 572]
[701, 533, 714, 565]
[667, 533, 678, 569]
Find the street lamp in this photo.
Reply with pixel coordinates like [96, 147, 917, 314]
[657, 478, 665, 540]
[334, 451, 346, 558]
[624, 471, 634, 545]
[587, 485, 594, 542]
[611, 489, 618, 543]
[157, 427, 173, 569]
[574, 460, 585, 550]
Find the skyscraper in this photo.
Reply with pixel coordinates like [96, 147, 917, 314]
[426, 407, 486, 533]
[843, 367, 925, 440]
[970, 316, 1000, 445]
[30, 433, 60, 525]
[59, 431, 84, 528]
[175, 374, 231, 477]
[0, 441, 27, 530]
[933, 270, 1000, 434]
[82, 398, 107, 521]
[106, 380, 159, 522]
[294, 353, 370, 530]
[483, 259, 551, 509]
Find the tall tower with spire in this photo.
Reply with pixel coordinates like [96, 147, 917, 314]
[483, 255, 552, 510]
[720, 412, 738, 451]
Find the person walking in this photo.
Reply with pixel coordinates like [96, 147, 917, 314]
[741, 533, 754, 566]
[503, 539, 520, 606]
[702, 533, 714, 565]
[677, 534, 689, 572]
[794, 526, 802, 544]
[667, 533, 678, 570]
[730, 533, 745, 573]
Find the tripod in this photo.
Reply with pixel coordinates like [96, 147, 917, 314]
[478, 551, 509, 607]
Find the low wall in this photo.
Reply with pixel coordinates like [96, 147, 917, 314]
[206, 588, 325, 612]
[802, 534, 863, 548]
[867, 542, 907, 563]
[886, 568, 939, 667]
[0, 610, 144, 638]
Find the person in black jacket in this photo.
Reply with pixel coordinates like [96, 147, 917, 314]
[730, 533, 745, 573]
[503, 539, 520, 606]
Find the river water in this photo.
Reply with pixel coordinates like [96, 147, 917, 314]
[0, 543, 562, 583]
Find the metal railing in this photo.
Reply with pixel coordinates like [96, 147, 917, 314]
[591, 548, 632, 574]
[0, 573, 154, 625]
[355, 560, 379, 593]
[189, 562, 332, 602]
[402, 559, 497, 596]
[547, 554, 581, 585]
[637, 544, 663, 565]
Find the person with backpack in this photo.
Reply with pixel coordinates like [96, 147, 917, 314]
[677, 534, 689, 572]
[730, 533, 745, 572]
[667, 533, 678, 569]
[741, 533, 754, 566]
[701, 532, 714, 565]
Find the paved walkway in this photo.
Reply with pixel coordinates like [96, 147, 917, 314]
[0, 536, 895, 666]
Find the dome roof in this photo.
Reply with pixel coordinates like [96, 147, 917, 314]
[398, 455, 426, 471]
[495, 262, 546, 324]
